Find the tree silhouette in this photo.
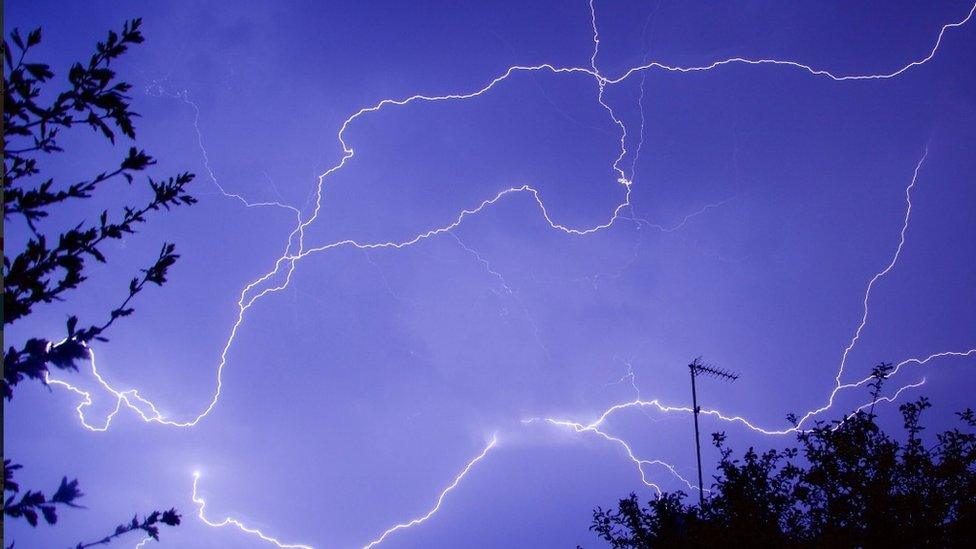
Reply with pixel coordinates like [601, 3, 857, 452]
[3, 19, 194, 546]
[589, 366, 976, 548]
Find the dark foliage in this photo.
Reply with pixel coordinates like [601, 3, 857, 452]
[589, 367, 976, 548]
[73, 509, 182, 548]
[3, 20, 196, 399]
[3, 461, 84, 528]
[2, 20, 193, 547]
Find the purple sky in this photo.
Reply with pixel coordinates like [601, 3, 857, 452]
[6, 1, 976, 547]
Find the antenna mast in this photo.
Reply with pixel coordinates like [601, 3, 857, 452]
[688, 357, 739, 507]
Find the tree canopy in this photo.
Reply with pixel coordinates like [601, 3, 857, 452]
[3, 19, 194, 547]
[590, 369, 976, 548]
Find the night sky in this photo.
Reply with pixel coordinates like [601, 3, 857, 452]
[5, 1, 976, 547]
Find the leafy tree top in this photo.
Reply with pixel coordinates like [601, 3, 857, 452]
[3, 19, 192, 547]
[3, 20, 196, 400]
[590, 369, 976, 548]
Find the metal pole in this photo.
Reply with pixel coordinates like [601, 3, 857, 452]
[690, 365, 705, 507]
[686, 358, 736, 508]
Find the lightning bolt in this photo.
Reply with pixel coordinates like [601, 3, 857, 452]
[187, 436, 496, 549]
[795, 147, 929, 428]
[191, 472, 315, 549]
[38, 1, 976, 546]
[49, 1, 975, 431]
[522, 414, 699, 495]
[361, 435, 498, 549]
[603, 1, 976, 84]
[530, 371, 929, 493]
[535, 348, 966, 441]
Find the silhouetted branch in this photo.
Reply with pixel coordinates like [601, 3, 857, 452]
[2, 18, 190, 547]
[3, 461, 84, 528]
[3, 241, 184, 399]
[73, 509, 181, 548]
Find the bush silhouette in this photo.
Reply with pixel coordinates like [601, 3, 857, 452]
[590, 367, 976, 548]
[3, 19, 194, 547]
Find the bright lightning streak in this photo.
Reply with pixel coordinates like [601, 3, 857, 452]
[795, 146, 928, 428]
[191, 472, 315, 549]
[534, 346, 964, 438]
[530, 372, 929, 492]
[189, 437, 496, 549]
[603, 2, 976, 84]
[44, 344, 141, 432]
[49, 2, 974, 431]
[523, 415, 697, 494]
[38, 1, 976, 545]
[823, 349, 976, 408]
[833, 378, 928, 430]
[361, 435, 498, 549]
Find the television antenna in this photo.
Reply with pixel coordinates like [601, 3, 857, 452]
[688, 357, 739, 507]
